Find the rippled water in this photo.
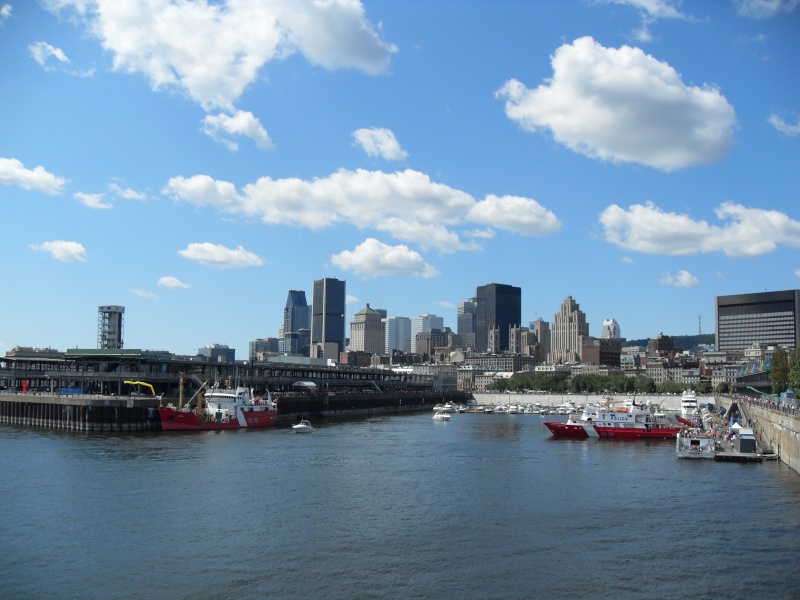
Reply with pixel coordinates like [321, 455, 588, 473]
[2, 413, 799, 599]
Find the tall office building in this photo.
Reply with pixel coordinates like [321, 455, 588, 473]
[350, 304, 385, 354]
[311, 277, 346, 356]
[531, 318, 551, 363]
[411, 314, 443, 353]
[716, 290, 800, 355]
[384, 316, 411, 354]
[548, 296, 589, 364]
[475, 283, 521, 353]
[600, 318, 621, 339]
[457, 298, 477, 350]
[98, 305, 124, 349]
[284, 291, 310, 337]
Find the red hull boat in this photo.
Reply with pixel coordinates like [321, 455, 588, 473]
[159, 386, 277, 431]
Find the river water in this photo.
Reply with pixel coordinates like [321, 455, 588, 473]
[2, 412, 799, 599]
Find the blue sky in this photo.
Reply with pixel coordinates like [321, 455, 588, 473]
[1, 0, 799, 357]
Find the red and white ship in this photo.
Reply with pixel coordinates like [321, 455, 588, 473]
[543, 404, 600, 439]
[592, 399, 681, 439]
[159, 385, 277, 431]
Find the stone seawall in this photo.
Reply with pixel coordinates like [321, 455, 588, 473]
[718, 395, 800, 474]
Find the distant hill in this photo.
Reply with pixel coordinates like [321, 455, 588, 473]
[624, 334, 715, 349]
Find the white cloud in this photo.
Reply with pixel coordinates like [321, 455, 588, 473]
[202, 110, 273, 151]
[735, 0, 799, 19]
[0, 157, 67, 195]
[596, 0, 691, 42]
[346, 294, 359, 305]
[495, 37, 736, 171]
[599, 201, 800, 257]
[44, 0, 397, 112]
[132, 289, 158, 299]
[158, 276, 190, 289]
[331, 238, 438, 278]
[795, 267, 800, 278]
[660, 269, 699, 287]
[74, 191, 112, 209]
[437, 300, 456, 310]
[29, 240, 87, 262]
[29, 41, 70, 70]
[467, 195, 561, 236]
[109, 181, 146, 200]
[164, 168, 561, 254]
[768, 114, 800, 136]
[352, 127, 408, 160]
[622, 256, 635, 264]
[0, 4, 11, 25]
[178, 242, 264, 269]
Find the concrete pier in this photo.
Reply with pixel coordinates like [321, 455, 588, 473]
[0, 393, 162, 432]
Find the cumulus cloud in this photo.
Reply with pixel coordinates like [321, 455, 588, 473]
[0, 157, 67, 195]
[29, 240, 87, 262]
[496, 37, 736, 171]
[132, 289, 158, 299]
[331, 238, 438, 278]
[660, 269, 699, 287]
[352, 127, 408, 160]
[735, 0, 799, 19]
[158, 276, 190, 289]
[74, 191, 112, 209]
[164, 168, 561, 254]
[202, 110, 273, 151]
[599, 201, 800, 257]
[29, 41, 70, 70]
[178, 242, 264, 269]
[43, 0, 397, 112]
[769, 114, 800, 136]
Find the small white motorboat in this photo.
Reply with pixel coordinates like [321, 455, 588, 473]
[292, 419, 314, 433]
[432, 410, 450, 421]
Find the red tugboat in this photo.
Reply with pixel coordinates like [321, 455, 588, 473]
[591, 399, 681, 439]
[159, 384, 277, 431]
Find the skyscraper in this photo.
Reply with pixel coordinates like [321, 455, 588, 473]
[350, 303, 385, 354]
[311, 277, 346, 356]
[548, 296, 589, 364]
[283, 290, 310, 348]
[384, 316, 411, 354]
[457, 298, 477, 350]
[600, 318, 621, 339]
[411, 314, 443, 353]
[716, 290, 800, 355]
[475, 283, 521, 353]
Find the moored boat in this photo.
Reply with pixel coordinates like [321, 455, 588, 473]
[292, 419, 314, 433]
[158, 385, 277, 430]
[676, 429, 715, 458]
[543, 404, 600, 439]
[592, 399, 682, 439]
[680, 389, 699, 423]
[432, 410, 451, 421]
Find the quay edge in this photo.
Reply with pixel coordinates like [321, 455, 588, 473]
[0, 390, 469, 432]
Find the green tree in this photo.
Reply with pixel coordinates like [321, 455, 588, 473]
[770, 347, 789, 394]
[788, 347, 800, 393]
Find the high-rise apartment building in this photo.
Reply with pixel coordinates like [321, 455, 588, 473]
[548, 296, 589, 364]
[384, 316, 411, 354]
[311, 277, 346, 356]
[716, 290, 800, 355]
[350, 304, 385, 355]
[475, 283, 521, 353]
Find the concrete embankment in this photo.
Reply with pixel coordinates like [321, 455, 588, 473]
[717, 395, 800, 474]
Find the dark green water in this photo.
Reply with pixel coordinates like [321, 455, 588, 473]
[2, 413, 799, 599]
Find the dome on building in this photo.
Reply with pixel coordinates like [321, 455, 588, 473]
[600, 318, 621, 339]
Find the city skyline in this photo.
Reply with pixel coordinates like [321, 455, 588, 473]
[2, 1, 799, 357]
